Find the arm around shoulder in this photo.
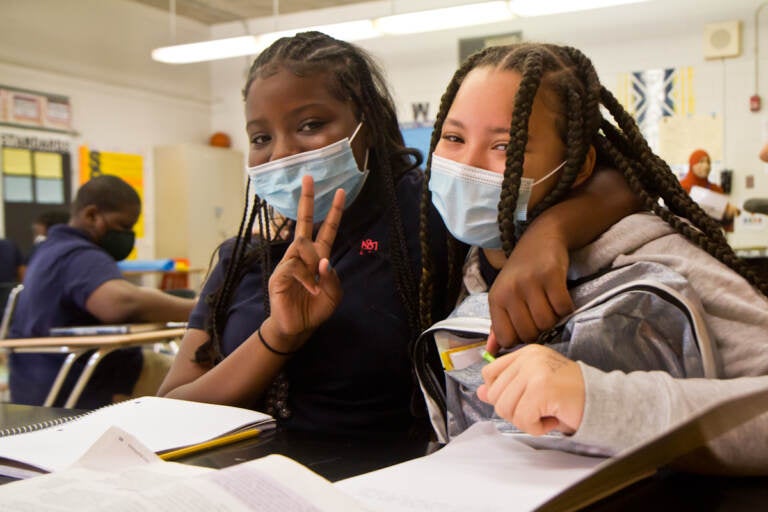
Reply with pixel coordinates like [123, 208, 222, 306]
[488, 167, 640, 346]
[528, 166, 641, 250]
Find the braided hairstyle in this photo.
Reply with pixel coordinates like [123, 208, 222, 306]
[194, 32, 422, 407]
[419, 42, 767, 327]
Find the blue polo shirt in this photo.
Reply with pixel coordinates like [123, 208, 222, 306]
[189, 168, 451, 435]
[8, 225, 143, 408]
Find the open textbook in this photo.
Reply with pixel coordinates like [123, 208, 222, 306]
[0, 396, 274, 479]
[0, 427, 364, 511]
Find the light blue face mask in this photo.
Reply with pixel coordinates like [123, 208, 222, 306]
[247, 122, 369, 221]
[429, 154, 565, 248]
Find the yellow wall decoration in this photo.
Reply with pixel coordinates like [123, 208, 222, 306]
[79, 145, 145, 258]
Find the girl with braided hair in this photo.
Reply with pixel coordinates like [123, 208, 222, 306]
[159, 31, 439, 435]
[157, 32, 634, 436]
[420, 41, 768, 472]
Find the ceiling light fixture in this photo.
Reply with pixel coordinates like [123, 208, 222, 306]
[151, 0, 648, 64]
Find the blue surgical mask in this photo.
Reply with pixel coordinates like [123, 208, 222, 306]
[429, 155, 566, 248]
[247, 122, 369, 221]
[429, 155, 504, 249]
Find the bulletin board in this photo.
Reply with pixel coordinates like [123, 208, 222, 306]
[657, 115, 723, 175]
[0, 85, 73, 132]
[0, 133, 72, 255]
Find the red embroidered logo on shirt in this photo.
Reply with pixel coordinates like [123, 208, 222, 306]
[360, 238, 379, 255]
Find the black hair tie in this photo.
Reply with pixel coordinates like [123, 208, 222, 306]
[257, 327, 297, 356]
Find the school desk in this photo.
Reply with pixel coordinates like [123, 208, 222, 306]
[1, 403, 767, 510]
[0, 328, 185, 408]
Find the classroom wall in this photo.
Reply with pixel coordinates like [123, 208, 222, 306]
[210, 0, 768, 248]
[0, 0, 214, 257]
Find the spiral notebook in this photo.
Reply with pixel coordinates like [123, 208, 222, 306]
[0, 396, 275, 479]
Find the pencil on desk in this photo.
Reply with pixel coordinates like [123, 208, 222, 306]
[159, 428, 262, 461]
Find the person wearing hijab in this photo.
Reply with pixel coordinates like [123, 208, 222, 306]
[679, 149, 739, 227]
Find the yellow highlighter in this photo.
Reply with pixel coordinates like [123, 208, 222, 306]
[159, 428, 262, 461]
[481, 350, 496, 363]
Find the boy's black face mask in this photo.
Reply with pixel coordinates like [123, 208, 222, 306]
[99, 229, 135, 261]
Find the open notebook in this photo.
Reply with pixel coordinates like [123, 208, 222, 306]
[0, 396, 274, 479]
[337, 384, 768, 511]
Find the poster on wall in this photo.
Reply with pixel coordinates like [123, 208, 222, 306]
[657, 115, 723, 177]
[78, 145, 144, 259]
[0, 133, 72, 256]
[0, 85, 72, 132]
[615, 66, 695, 155]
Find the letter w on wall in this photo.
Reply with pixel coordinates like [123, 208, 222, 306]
[412, 102, 430, 123]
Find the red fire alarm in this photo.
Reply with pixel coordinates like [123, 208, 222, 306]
[750, 94, 762, 112]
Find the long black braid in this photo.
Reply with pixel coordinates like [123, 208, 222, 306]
[195, 31, 422, 415]
[420, 42, 768, 320]
[418, 50, 491, 328]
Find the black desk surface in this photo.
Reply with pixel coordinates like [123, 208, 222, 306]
[2, 403, 768, 511]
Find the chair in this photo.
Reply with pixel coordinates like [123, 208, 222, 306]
[744, 198, 768, 215]
[0, 284, 21, 401]
[0, 284, 23, 340]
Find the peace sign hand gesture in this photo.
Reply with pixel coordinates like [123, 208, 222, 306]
[263, 175, 345, 353]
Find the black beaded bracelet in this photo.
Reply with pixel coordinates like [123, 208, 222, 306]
[257, 327, 297, 356]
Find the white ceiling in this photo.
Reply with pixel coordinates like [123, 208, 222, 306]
[128, 0, 765, 44]
[128, 0, 373, 24]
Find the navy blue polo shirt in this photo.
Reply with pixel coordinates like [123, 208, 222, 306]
[0, 238, 23, 282]
[189, 168, 450, 435]
[8, 225, 143, 408]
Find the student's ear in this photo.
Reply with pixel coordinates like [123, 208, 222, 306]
[82, 205, 100, 223]
[572, 145, 597, 188]
[79, 205, 104, 238]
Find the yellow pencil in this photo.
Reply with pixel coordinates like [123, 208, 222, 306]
[159, 428, 262, 461]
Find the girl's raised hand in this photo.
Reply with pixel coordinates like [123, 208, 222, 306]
[265, 175, 345, 351]
[477, 344, 585, 436]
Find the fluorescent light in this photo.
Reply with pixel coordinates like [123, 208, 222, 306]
[508, 0, 648, 17]
[153, 21, 378, 64]
[151, 0, 651, 64]
[152, 35, 261, 64]
[375, 2, 514, 35]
